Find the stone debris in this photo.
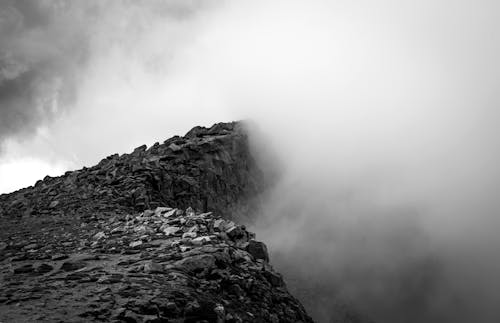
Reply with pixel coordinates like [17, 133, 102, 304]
[0, 122, 264, 221]
[0, 205, 312, 322]
[0, 122, 312, 322]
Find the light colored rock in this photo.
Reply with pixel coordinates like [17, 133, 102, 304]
[162, 226, 181, 236]
[129, 240, 143, 248]
[142, 209, 154, 217]
[187, 225, 198, 233]
[182, 232, 197, 239]
[162, 209, 177, 218]
[93, 232, 107, 240]
[154, 206, 172, 216]
[191, 236, 211, 246]
[168, 143, 181, 151]
[185, 207, 196, 217]
[143, 261, 163, 273]
[213, 219, 225, 230]
[214, 304, 225, 323]
[23, 243, 38, 251]
[134, 225, 154, 234]
[49, 200, 59, 208]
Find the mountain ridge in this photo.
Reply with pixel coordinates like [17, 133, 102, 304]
[0, 121, 313, 323]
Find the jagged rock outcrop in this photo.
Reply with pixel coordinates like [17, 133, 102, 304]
[0, 122, 265, 221]
[0, 122, 313, 323]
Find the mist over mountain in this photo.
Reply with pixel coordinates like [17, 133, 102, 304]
[1, 1, 500, 322]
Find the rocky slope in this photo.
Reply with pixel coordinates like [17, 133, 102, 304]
[0, 122, 313, 323]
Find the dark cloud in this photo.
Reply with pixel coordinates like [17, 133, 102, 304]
[0, 0, 215, 149]
[0, 0, 87, 146]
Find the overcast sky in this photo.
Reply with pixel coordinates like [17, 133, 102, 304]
[1, 0, 499, 194]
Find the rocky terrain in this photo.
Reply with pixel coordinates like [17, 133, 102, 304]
[0, 122, 313, 322]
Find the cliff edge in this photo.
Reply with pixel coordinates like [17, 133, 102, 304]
[0, 122, 313, 323]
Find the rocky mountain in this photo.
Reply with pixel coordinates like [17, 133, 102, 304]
[0, 122, 313, 323]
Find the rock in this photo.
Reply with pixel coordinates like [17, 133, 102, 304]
[226, 226, 246, 241]
[49, 200, 60, 208]
[143, 209, 155, 217]
[51, 254, 69, 261]
[182, 232, 197, 239]
[214, 304, 225, 323]
[168, 143, 182, 151]
[93, 232, 107, 240]
[143, 261, 163, 273]
[246, 240, 269, 262]
[263, 270, 283, 287]
[35, 263, 53, 273]
[23, 243, 38, 251]
[165, 301, 179, 315]
[174, 254, 216, 273]
[13, 264, 33, 274]
[162, 209, 177, 218]
[110, 227, 124, 234]
[162, 226, 181, 236]
[129, 240, 143, 248]
[154, 206, 172, 216]
[61, 260, 86, 272]
[191, 236, 211, 246]
[213, 219, 225, 231]
[185, 207, 196, 217]
[0, 122, 314, 323]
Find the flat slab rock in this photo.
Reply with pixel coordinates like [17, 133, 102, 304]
[0, 206, 313, 323]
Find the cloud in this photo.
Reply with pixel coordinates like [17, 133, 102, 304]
[0, 0, 221, 151]
[173, 1, 500, 321]
[0, 0, 88, 146]
[0, 0, 227, 191]
[1, 1, 500, 322]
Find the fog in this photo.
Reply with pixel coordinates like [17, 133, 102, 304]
[1, 1, 500, 322]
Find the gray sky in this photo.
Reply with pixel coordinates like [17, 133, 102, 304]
[1, 1, 500, 321]
[1, 0, 499, 193]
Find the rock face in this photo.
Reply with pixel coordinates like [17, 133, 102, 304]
[0, 122, 313, 323]
[0, 122, 265, 220]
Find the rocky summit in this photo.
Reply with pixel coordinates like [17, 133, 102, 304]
[0, 122, 313, 323]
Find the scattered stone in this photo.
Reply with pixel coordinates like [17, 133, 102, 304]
[93, 232, 107, 241]
[49, 200, 60, 208]
[191, 236, 211, 246]
[213, 219, 225, 231]
[129, 240, 143, 248]
[0, 122, 313, 323]
[214, 304, 225, 323]
[143, 261, 163, 273]
[35, 263, 53, 273]
[246, 240, 269, 262]
[162, 226, 181, 236]
[226, 226, 246, 241]
[182, 232, 197, 239]
[168, 143, 181, 151]
[51, 254, 69, 261]
[154, 206, 172, 216]
[23, 243, 38, 251]
[162, 209, 177, 218]
[13, 264, 33, 274]
[61, 261, 86, 272]
[185, 207, 196, 217]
